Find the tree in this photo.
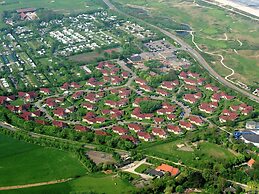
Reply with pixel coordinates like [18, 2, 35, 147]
[175, 185, 184, 193]
[139, 100, 162, 113]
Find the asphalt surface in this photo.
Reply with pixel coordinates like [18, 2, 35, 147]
[103, 0, 259, 103]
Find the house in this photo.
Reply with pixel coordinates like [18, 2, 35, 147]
[247, 159, 255, 168]
[219, 113, 238, 123]
[121, 135, 138, 144]
[211, 93, 221, 102]
[156, 89, 169, 97]
[53, 120, 67, 128]
[137, 131, 152, 142]
[20, 112, 33, 121]
[35, 119, 48, 125]
[205, 84, 219, 92]
[121, 72, 130, 79]
[154, 117, 164, 124]
[139, 85, 152, 92]
[183, 94, 198, 104]
[40, 88, 51, 95]
[147, 169, 164, 178]
[112, 126, 128, 135]
[133, 97, 149, 107]
[135, 78, 146, 86]
[199, 103, 214, 114]
[187, 71, 199, 78]
[128, 123, 143, 132]
[167, 114, 177, 121]
[45, 98, 57, 108]
[75, 125, 89, 132]
[82, 102, 94, 110]
[179, 120, 194, 130]
[85, 93, 98, 103]
[184, 79, 196, 86]
[152, 128, 167, 139]
[189, 116, 204, 126]
[60, 82, 70, 90]
[71, 82, 81, 89]
[156, 164, 179, 176]
[178, 71, 187, 79]
[161, 81, 175, 90]
[53, 107, 67, 119]
[167, 125, 182, 134]
[95, 130, 109, 136]
[72, 91, 84, 100]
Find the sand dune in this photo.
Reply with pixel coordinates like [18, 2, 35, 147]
[213, 0, 259, 18]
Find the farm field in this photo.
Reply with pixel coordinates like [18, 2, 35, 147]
[0, 173, 135, 194]
[112, 0, 259, 87]
[0, 134, 86, 187]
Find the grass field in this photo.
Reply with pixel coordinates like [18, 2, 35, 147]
[144, 140, 237, 167]
[112, 0, 259, 86]
[0, 0, 106, 27]
[0, 173, 135, 194]
[0, 134, 86, 187]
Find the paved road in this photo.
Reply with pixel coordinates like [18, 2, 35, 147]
[103, 0, 259, 103]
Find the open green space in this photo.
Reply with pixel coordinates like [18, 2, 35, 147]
[0, 0, 106, 28]
[0, 173, 135, 194]
[112, 0, 259, 86]
[0, 134, 86, 187]
[135, 164, 151, 174]
[143, 140, 237, 167]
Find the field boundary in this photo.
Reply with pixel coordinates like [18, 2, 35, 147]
[0, 178, 73, 191]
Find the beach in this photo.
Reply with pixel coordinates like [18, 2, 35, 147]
[212, 0, 259, 18]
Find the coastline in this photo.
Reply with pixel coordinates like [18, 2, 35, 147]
[212, 0, 259, 18]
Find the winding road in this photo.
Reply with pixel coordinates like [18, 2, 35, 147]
[103, 0, 259, 103]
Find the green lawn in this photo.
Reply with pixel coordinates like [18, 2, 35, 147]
[135, 164, 151, 174]
[0, 173, 135, 194]
[144, 140, 237, 167]
[0, 134, 86, 187]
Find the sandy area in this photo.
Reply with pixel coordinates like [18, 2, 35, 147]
[213, 0, 259, 18]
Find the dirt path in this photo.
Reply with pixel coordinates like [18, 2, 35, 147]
[0, 178, 73, 191]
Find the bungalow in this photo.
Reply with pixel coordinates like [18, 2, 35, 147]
[60, 82, 70, 90]
[247, 159, 255, 168]
[53, 107, 66, 119]
[85, 93, 98, 103]
[135, 78, 146, 86]
[121, 135, 138, 144]
[133, 97, 149, 107]
[167, 125, 182, 134]
[179, 120, 194, 130]
[139, 85, 152, 92]
[242, 106, 253, 115]
[40, 88, 51, 95]
[187, 71, 199, 78]
[95, 130, 109, 136]
[219, 113, 238, 123]
[154, 117, 164, 124]
[82, 102, 94, 110]
[121, 71, 130, 79]
[152, 128, 167, 139]
[119, 90, 131, 99]
[167, 114, 177, 121]
[35, 119, 48, 125]
[178, 71, 187, 79]
[53, 120, 67, 128]
[112, 126, 128, 136]
[156, 89, 169, 97]
[156, 164, 179, 176]
[189, 115, 204, 126]
[161, 81, 174, 90]
[183, 94, 197, 104]
[111, 76, 123, 85]
[211, 93, 221, 102]
[71, 82, 81, 89]
[75, 125, 89, 132]
[20, 112, 33, 121]
[205, 84, 219, 92]
[18, 91, 37, 102]
[128, 123, 143, 132]
[199, 103, 214, 114]
[105, 100, 117, 108]
[221, 92, 234, 100]
[137, 131, 152, 142]
[45, 99, 57, 108]
[72, 91, 84, 100]
[184, 79, 196, 86]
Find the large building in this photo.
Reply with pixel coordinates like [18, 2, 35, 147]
[246, 121, 259, 130]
